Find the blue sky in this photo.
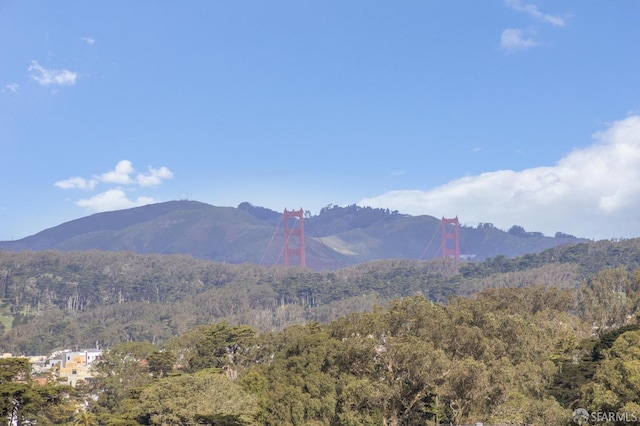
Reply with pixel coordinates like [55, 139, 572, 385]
[1, 1, 640, 241]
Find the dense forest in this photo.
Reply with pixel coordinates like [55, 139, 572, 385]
[2, 238, 640, 424]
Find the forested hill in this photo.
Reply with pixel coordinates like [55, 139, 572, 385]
[1, 237, 640, 355]
[0, 200, 587, 269]
[3, 238, 640, 424]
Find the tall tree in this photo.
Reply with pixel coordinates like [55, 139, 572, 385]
[134, 371, 258, 425]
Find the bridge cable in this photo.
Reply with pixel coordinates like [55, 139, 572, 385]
[259, 216, 283, 266]
[304, 210, 344, 268]
[418, 221, 441, 261]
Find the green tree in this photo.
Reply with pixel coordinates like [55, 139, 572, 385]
[261, 323, 339, 425]
[188, 322, 256, 374]
[0, 358, 78, 424]
[91, 342, 155, 418]
[134, 370, 258, 425]
[74, 410, 99, 426]
[579, 267, 637, 334]
[439, 358, 489, 425]
[582, 330, 640, 417]
[0, 358, 36, 424]
[147, 350, 176, 378]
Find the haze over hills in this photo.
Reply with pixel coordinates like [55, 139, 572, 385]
[0, 200, 588, 270]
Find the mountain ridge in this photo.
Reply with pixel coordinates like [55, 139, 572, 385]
[0, 200, 589, 269]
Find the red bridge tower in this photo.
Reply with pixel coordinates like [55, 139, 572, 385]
[283, 208, 306, 267]
[441, 216, 460, 263]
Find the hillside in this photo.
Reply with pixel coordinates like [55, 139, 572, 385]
[0, 200, 587, 269]
[1, 237, 640, 354]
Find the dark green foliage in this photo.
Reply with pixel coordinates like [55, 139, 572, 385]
[508, 225, 527, 237]
[147, 350, 176, 377]
[460, 238, 640, 280]
[0, 358, 78, 424]
[194, 413, 249, 425]
[237, 202, 281, 225]
[0, 357, 30, 383]
[591, 324, 640, 362]
[548, 324, 640, 410]
[549, 352, 598, 408]
[0, 358, 32, 422]
[311, 204, 401, 235]
[188, 322, 256, 372]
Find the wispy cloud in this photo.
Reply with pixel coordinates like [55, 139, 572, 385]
[501, 1, 568, 52]
[55, 160, 174, 212]
[81, 37, 95, 45]
[505, 0, 566, 27]
[359, 115, 640, 240]
[500, 28, 538, 51]
[2, 83, 19, 94]
[137, 166, 174, 187]
[28, 60, 77, 87]
[54, 177, 98, 190]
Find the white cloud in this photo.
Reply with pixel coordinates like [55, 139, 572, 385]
[57, 160, 173, 190]
[96, 161, 174, 187]
[136, 166, 174, 187]
[500, 28, 538, 51]
[76, 189, 155, 213]
[82, 37, 95, 45]
[359, 115, 640, 240]
[56, 160, 173, 212]
[505, 0, 566, 27]
[100, 160, 135, 184]
[54, 177, 98, 190]
[28, 60, 77, 87]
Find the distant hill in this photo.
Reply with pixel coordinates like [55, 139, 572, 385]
[0, 200, 588, 269]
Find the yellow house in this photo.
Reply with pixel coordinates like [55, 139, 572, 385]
[57, 349, 102, 387]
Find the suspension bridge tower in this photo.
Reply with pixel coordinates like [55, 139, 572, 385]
[441, 216, 460, 263]
[283, 208, 306, 267]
